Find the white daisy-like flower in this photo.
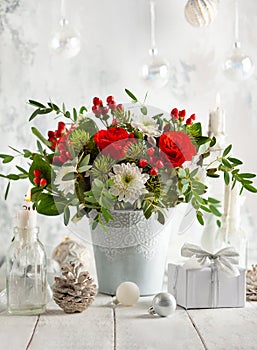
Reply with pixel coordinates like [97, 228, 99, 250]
[109, 163, 150, 204]
[54, 165, 76, 195]
[131, 115, 161, 138]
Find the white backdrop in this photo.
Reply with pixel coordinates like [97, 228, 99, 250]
[0, 0, 256, 258]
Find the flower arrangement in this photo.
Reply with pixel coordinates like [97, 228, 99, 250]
[0, 89, 256, 229]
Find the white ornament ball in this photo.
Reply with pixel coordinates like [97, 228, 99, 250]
[116, 282, 140, 306]
[185, 0, 218, 27]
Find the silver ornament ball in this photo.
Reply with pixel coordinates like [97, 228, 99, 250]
[148, 292, 176, 317]
[223, 45, 254, 81]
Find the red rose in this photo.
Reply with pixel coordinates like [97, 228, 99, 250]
[159, 131, 196, 168]
[94, 127, 135, 159]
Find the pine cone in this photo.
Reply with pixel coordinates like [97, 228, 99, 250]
[246, 265, 257, 301]
[53, 262, 96, 313]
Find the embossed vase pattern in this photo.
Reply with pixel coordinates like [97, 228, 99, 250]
[90, 210, 173, 295]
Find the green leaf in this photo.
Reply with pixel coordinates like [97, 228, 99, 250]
[208, 197, 220, 204]
[65, 111, 71, 119]
[228, 157, 243, 165]
[29, 108, 41, 122]
[222, 158, 232, 168]
[178, 168, 187, 178]
[239, 173, 256, 179]
[4, 182, 10, 200]
[125, 88, 138, 102]
[47, 102, 59, 111]
[140, 106, 147, 115]
[62, 172, 77, 181]
[9, 146, 22, 154]
[197, 211, 204, 225]
[31, 127, 52, 148]
[64, 206, 70, 226]
[2, 156, 14, 163]
[78, 165, 91, 173]
[224, 171, 230, 185]
[6, 174, 20, 180]
[79, 154, 90, 167]
[35, 193, 66, 216]
[217, 219, 221, 228]
[37, 141, 43, 154]
[79, 106, 87, 114]
[209, 205, 222, 217]
[16, 166, 28, 174]
[28, 100, 46, 108]
[210, 136, 216, 147]
[223, 144, 232, 157]
[243, 183, 257, 193]
[73, 108, 78, 122]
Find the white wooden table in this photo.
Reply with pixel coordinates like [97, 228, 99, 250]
[1, 294, 257, 350]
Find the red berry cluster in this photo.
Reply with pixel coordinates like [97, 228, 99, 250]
[170, 108, 196, 125]
[33, 169, 47, 187]
[92, 95, 123, 116]
[138, 147, 165, 176]
[47, 121, 73, 165]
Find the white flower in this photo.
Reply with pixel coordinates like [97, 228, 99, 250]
[109, 163, 149, 204]
[54, 165, 76, 195]
[131, 115, 161, 138]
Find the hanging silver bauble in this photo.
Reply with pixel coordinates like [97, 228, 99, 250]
[223, 42, 254, 81]
[148, 292, 176, 317]
[184, 0, 218, 27]
[50, 18, 81, 59]
[141, 49, 170, 89]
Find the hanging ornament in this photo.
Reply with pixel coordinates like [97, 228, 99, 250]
[50, 0, 81, 59]
[53, 262, 96, 313]
[223, 0, 254, 81]
[184, 0, 218, 27]
[148, 292, 176, 317]
[52, 237, 91, 268]
[140, 1, 169, 89]
[115, 282, 140, 306]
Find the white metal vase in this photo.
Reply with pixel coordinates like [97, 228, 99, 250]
[90, 210, 173, 296]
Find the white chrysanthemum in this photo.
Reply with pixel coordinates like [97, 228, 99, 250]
[131, 115, 161, 137]
[54, 165, 76, 195]
[109, 163, 150, 204]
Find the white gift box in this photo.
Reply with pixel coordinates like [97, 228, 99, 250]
[168, 263, 246, 309]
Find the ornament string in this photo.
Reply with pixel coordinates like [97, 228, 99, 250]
[234, 0, 240, 47]
[149, 0, 157, 55]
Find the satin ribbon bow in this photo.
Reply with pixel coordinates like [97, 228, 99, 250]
[181, 243, 240, 277]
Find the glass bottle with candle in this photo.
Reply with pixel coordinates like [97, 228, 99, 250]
[6, 193, 47, 315]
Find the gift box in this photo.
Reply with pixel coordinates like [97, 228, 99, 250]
[167, 243, 246, 309]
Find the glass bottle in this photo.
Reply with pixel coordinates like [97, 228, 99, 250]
[6, 225, 47, 315]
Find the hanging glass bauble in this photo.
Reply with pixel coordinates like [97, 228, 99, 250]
[50, 19, 81, 59]
[141, 49, 170, 89]
[184, 0, 218, 27]
[223, 43, 254, 81]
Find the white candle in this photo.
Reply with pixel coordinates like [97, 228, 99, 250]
[208, 93, 226, 138]
[17, 189, 37, 229]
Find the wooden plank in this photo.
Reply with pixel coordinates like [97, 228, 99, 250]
[188, 303, 257, 350]
[29, 294, 114, 350]
[115, 296, 205, 350]
[0, 311, 38, 350]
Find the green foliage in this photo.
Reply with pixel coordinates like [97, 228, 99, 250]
[91, 155, 116, 182]
[69, 129, 90, 154]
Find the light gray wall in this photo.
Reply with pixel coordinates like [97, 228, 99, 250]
[0, 0, 256, 255]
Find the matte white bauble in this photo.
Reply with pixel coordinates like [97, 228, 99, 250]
[116, 282, 140, 306]
[185, 0, 218, 27]
[50, 19, 81, 59]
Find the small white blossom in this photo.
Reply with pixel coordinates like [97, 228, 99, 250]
[54, 165, 76, 195]
[109, 163, 149, 204]
[131, 115, 161, 138]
